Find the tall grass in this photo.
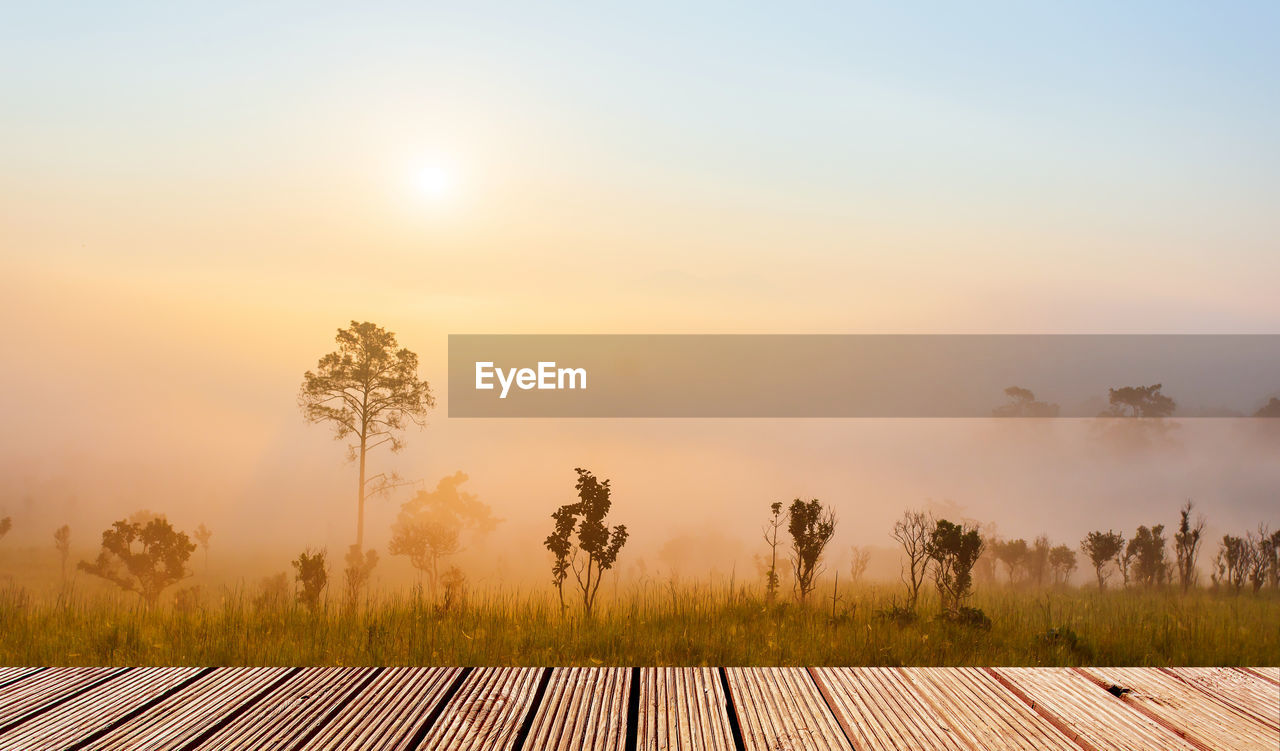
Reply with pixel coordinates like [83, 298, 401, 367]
[1, 582, 1275, 667]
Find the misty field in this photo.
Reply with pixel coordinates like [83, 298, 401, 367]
[2, 583, 1275, 667]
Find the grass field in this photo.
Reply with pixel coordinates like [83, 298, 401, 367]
[2, 582, 1276, 667]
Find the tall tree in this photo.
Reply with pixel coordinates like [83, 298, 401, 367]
[543, 468, 628, 617]
[1173, 500, 1205, 592]
[761, 501, 785, 602]
[53, 524, 71, 580]
[1080, 530, 1124, 590]
[991, 538, 1028, 585]
[892, 509, 932, 611]
[299, 321, 434, 553]
[787, 498, 837, 602]
[0, 516, 11, 542]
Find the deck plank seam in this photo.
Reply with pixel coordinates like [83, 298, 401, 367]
[175, 666, 301, 751]
[1237, 667, 1280, 687]
[0, 667, 46, 692]
[983, 668, 1099, 751]
[0, 666, 132, 738]
[61, 666, 215, 751]
[804, 667, 860, 751]
[716, 668, 748, 751]
[511, 666, 553, 750]
[285, 666, 386, 751]
[403, 665, 473, 750]
[1069, 667, 1215, 751]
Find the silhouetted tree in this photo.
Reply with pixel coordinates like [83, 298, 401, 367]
[892, 509, 932, 611]
[1173, 501, 1205, 592]
[991, 538, 1028, 585]
[1027, 535, 1051, 588]
[1127, 525, 1169, 587]
[53, 524, 71, 580]
[78, 518, 195, 605]
[292, 548, 328, 611]
[543, 468, 628, 617]
[1254, 397, 1280, 417]
[992, 386, 1060, 417]
[1103, 384, 1176, 418]
[848, 545, 871, 585]
[925, 519, 984, 614]
[1080, 530, 1125, 590]
[389, 471, 497, 599]
[0, 516, 12, 542]
[787, 498, 836, 602]
[1212, 535, 1248, 593]
[299, 321, 434, 557]
[1265, 529, 1280, 590]
[1048, 545, 1076, 586]
[761, 501, 785, 602]
[194, 523, 212, 572]
[1245, 525, 1272, 594]
[343, 545, 378, 605]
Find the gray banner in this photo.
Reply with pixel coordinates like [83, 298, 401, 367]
[447, 335, 1280, 418]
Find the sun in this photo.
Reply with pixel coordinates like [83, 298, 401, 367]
[415, 164, 452, 199]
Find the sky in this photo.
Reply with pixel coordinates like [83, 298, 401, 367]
[1, 3, 1277, 581]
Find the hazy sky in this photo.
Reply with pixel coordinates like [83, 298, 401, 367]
[1, 4, 1277, 574]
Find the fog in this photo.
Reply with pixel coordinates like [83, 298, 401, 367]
[3, 301, 1276, 591]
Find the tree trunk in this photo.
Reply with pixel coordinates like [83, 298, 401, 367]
[356, 433, 367, 552]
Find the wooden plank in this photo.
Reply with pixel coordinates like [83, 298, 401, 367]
[637, 668, 735, 751]
[1162, 667, 1280, 730]
[1080, 667, 1277, 751]
[903, 667, 1080, 751]
[0, 666, 125, 730]
[0, 667, 204, 749]
[0, 668, 42, 688]
[303, 666, 463, 750]
[811, 667, 966, 751]
[78, 667, 291, 750]
[725, 667, 850, 751]
[993, 667, 1198, 751]
[416, 667, 545, 751]
[1247, 667, 1278, 683]
[523, 667, 629, 751]
[192, 666, 376, 749]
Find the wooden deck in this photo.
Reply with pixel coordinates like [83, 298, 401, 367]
[0, 667, 1274, 750]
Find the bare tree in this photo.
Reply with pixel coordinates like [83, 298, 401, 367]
[1212, 535, 1248, 593]
[194, 523, 212, 572]
[1080, 530, 1124, 590]
[787, 498, 836, 602]
[79, 518, 195, 606]
[892, 509, 932, 611]
[543, 468, 628, 617]
[53, 524, 71, 580]
[1245, 525, 1272, 594]
[1173, 500, 1205, 592]
[761, 501, 785, 602]
[299, 321, 435, 555]
[848, 545, 871, 586]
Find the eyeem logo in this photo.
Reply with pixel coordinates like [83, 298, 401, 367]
[475, 361, 587, 399]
